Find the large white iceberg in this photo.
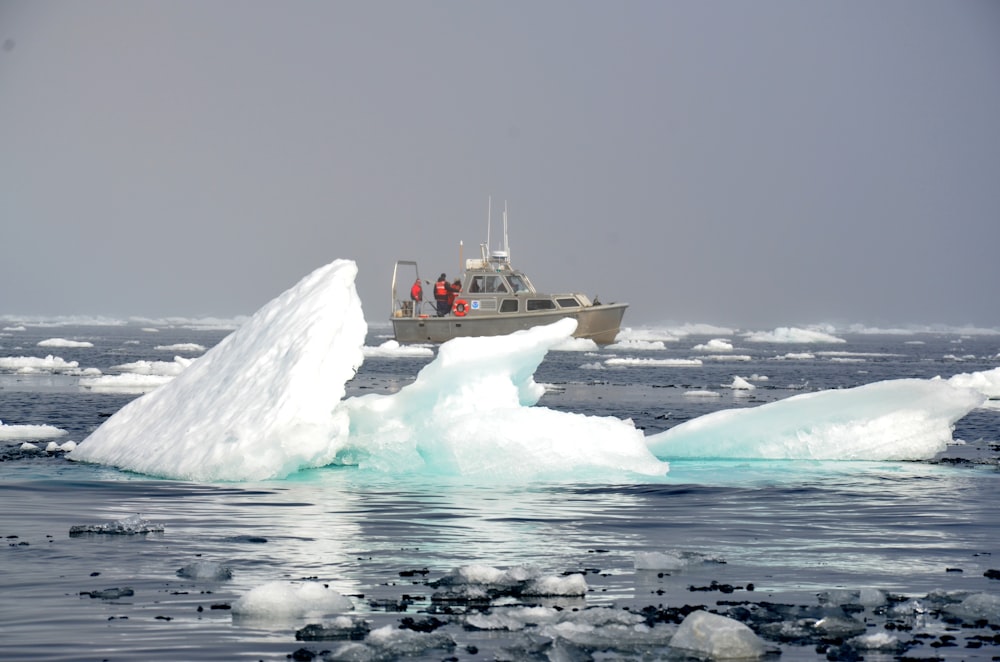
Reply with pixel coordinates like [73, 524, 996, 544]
[70, 260, 667, 481]
[70, 258, 994, 482]
[70, 260, 367, 480]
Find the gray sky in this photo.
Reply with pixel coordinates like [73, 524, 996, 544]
[2, 1, 999, 328]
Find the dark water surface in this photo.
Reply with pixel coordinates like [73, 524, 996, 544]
[1, 324, 999, 660]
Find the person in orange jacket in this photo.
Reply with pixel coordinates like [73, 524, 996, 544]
[410, 278, 423, 302]
[434, 274, 450, 317]
[447, 278, 462, 308]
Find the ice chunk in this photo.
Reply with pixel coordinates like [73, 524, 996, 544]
[465, 606, 562, 631]
[430, 564, 587, 597]
[859, 587, 887, 607]
[325, 625, 455, 659]
[231, 581, 353, 618]
[694, 338, 734, 352]
[729, 376, 755, 390]
[944, 592, 1000, 622]
[648, 375, 986, 461]
[69, 514, 165, 536]
[671, 610, 767, 658]
[176, 561, 233, 581]
[849, 631, 903, 651]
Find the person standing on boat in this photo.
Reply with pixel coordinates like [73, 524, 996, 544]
[410, 278, 423, 303]
[447, 278, 462, 309]
[434, 273, 451, 316]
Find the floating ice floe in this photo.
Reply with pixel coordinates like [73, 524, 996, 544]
[0, 419, 68, 440]
[231, 581, 354, 619]
[607, 339, 667, 351]
[362, 340, 434, 358]
[37, 338, 94, 348]
[154, 343, 206, 353]
[693, 338, 733, 352]
[605, 357, 703, 367]
[0, 355, 80, 373]
[683, 390, 721, 398]
[728, 376, 756, 390]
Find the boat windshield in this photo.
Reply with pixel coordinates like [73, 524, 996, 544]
[508, 274, 528, 293]
[468, 275, 508, 293]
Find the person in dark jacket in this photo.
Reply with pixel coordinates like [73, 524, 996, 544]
[434, 273, 450, 316]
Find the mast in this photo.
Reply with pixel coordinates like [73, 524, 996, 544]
[485, 195, 492, 261]
[503, 200, 510, 262]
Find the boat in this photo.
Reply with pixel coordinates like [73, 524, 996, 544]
[389, 202, 628, 344]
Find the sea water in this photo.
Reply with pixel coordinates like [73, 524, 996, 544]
[1, 322, 999, 660]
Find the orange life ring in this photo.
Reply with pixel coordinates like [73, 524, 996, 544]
[452, 299, 468, 317]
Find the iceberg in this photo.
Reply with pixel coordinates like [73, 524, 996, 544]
[70, 259, 667, 481]
[70, 260, 368, 481]
[69, 258, 995, 482]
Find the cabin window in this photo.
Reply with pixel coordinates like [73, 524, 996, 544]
[526, 299, 557, 311]
[482, 275, 508, 293]
[468, 276, 484, 293]
[557, 297, 580, 308]
[499, 299, 519, 313]
[508, 275, 527, 293]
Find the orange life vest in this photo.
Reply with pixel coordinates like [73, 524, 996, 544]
[434, 280, 448, 299]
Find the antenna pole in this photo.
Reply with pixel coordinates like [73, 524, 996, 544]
[486, 195, 492, 252]
[459, 240, 463, 277]
[503, 200, 509, 262]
